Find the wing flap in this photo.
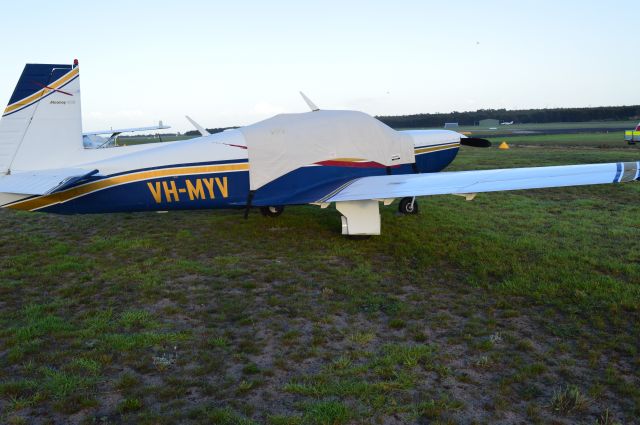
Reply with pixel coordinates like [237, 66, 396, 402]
[0, 168, 99, 195]
[324, 162, 640, 202]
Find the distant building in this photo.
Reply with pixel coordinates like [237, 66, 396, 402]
[444, 122, 459, 129]
[478, 119, 500, 128]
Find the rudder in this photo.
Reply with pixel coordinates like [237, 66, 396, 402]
[0, 61, 83, 173]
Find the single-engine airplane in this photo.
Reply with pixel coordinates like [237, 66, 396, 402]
[83, 121, 170, 149]
[0, 61, 638, 235]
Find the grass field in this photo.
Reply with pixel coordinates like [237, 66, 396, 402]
[1, 140, 639, 424]
[457, 120, 638, 132]
[398, 121, 638, 141]
[488, 132, 629, 148]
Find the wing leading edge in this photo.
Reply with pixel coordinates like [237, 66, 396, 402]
[323, 161, 640, 203]
[83, 122, 170, 136]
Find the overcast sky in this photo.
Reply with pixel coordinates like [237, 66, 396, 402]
[1, 0, 638, 132]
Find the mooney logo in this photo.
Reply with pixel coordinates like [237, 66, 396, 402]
[146, 177, 229, 203]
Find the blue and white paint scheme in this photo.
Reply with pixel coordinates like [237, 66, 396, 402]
[0, 61, 638, 235]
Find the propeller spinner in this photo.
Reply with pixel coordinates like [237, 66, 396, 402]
[461, 137, 492, 148]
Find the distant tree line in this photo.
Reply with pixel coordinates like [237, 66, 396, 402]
[182, 105, 640, 133]
[184, 127, 239, 136]
[376, 105, 640, 128]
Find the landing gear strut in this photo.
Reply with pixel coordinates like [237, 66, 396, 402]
[398, 197, 419, 215]
[260, 206, 284, 217]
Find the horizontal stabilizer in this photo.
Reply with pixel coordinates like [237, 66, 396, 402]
[0, 168, 100, 195]
[323, 162, 640, 202]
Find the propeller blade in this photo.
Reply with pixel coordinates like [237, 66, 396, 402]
[461, 137, 491, 148]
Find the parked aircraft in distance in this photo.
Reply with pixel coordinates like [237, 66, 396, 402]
[83, 121, 170, 149]
[0, 61, 638, 235]
[501, 121, 514, 125]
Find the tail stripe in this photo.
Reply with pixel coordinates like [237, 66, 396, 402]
[3, 67, 79, 117]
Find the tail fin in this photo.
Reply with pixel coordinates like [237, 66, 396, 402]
[0, 61, 83, 173]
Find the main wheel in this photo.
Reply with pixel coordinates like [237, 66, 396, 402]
[260, 206, 284, 217]
[398, 197, 419, 215]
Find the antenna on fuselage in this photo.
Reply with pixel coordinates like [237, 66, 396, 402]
[185, 116, 211, 136]
[300, 92, 320, 112]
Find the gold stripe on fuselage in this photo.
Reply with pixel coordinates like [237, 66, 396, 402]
[414, 143, 460, 155]
[7, 163, 249, 211]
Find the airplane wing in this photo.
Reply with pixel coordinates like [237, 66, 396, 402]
[0, 168, 100, 195]
[321, 161, 640, 235]
[83, 121, 169, 136]
[322, 161, 640, 203]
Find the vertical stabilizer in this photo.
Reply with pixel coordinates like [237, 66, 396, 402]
[0, 62, 83, 173]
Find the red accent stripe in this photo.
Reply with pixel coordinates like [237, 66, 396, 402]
[222, 143, 248, 149]
[32, 81, 73, 97]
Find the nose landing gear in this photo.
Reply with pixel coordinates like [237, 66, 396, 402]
[398, 197, 419, 215]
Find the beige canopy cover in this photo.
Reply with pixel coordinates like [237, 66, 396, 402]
[240, 110, 415, 191]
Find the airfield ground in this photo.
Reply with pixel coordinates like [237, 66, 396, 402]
[0, 130, 639, 424]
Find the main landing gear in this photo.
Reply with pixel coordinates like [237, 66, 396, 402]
[260, 206, 285, 217]
[398, 197, 419, 215]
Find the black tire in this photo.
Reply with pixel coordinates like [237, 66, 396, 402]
[347, 235, 372, 240]
[398, 197, 419, 215]
[260, 206, 284, 217]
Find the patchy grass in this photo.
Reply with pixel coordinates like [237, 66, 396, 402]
[550, 385, 590, 414]
[0, 143, 639, 423]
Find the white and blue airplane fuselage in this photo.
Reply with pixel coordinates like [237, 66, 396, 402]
[1, 127, 461, 214]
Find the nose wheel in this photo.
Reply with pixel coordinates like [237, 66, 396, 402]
[398, 197, 419, 215]
[260, 206, 285, 217]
